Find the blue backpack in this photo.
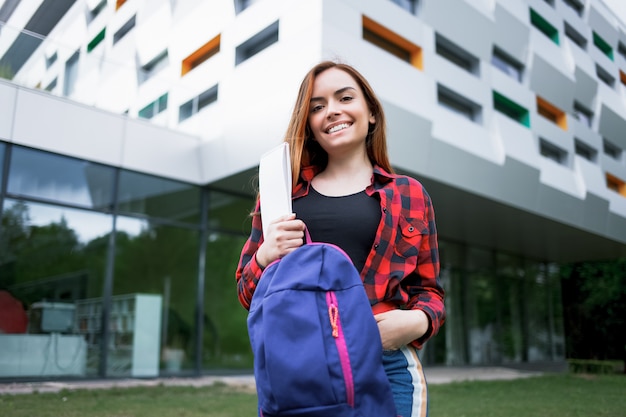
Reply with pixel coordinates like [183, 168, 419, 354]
[247, 239, 398, 417]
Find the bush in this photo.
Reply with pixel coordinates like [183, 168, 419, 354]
[568, 359, 620, 374]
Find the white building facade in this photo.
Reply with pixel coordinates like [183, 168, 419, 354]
[0, 0, 625, 379]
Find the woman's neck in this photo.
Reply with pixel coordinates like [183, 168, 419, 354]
[312, 152, 373, 197]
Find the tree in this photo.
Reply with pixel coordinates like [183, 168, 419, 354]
[561, 259, 626, 372]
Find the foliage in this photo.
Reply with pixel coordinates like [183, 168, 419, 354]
[560, 259, 626, 368]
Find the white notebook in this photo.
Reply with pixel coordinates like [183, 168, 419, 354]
[259, 142, 293, 236]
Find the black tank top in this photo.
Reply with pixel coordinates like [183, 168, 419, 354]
[293, 186, 381, 273]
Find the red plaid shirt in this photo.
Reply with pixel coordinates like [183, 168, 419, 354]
[236, 165, 445, 348]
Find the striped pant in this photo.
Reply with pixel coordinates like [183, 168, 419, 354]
[382, 345, 428, 417]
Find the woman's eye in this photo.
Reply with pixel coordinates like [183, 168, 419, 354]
[310, 105, 323, 113]
[341, 96, 353, 102]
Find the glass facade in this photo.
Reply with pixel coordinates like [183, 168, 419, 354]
[0, 141, 565, 380]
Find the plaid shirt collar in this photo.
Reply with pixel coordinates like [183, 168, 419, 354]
[293, 164, 395, 198]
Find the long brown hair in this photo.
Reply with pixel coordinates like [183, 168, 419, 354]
[283, 61, 394, 188]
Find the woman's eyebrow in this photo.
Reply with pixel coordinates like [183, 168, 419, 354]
[310, 86, 357, 102]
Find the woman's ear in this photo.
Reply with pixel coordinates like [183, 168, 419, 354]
[369, 113, 376, 124]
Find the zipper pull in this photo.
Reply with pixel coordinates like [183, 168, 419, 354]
[328, 304, 338, 338]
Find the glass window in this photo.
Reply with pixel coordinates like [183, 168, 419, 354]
[114, 217, 199, 375]
[7, 146, 115, 209]
[574, 139, 597, 162]
[0, 199, 112, 378]
[491, 47, 523, 82]
[63, 50, 80, 97]
[113, 15, 136, 44]
[179, 85, 218, 122]
[564, 23, 587, 50]
[235, 20, 279, 65]
[437, 84, 481, 123]
[207, 189, 254, 232]
[0, 142, 5, 187]
[203, 233, 252, 370]
[436, 34, 480, 75]
[117, 170, 200, 223]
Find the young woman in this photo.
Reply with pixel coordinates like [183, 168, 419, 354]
[236, 60, 445, 417]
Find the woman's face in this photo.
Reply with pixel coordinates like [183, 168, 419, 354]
[307, 68, 375, 158]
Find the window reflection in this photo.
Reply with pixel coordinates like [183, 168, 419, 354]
[207, 189, 254, 232]
[7, 146, 115, 209]
[0, 142, 5, 186]
[117, 170, 200, 223]
[114, 216, 199, 374]
[0, 199, 111, 377]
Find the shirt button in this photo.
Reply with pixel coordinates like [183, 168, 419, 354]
[408, 226, 415, 232]
[382, 208, 387, 213]
[374, 243, 379, 249]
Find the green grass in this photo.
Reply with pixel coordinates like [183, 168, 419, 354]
[0, 374, 624, 417]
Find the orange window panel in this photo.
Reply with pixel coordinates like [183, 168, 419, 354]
[620, 70, 626, 86]
[606, 173, 626, 197]
[181, 34, 221, 76]
[537, 96, 567, 130]
[362, 15, 422, 70]
[116, 0, 127, 10]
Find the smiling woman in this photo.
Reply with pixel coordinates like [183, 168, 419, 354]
[236, 60, 445, 417]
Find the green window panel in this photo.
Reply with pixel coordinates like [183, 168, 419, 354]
[530, 9, 559, 45]
[493, 91, 530, 127]
[593, 32, 614, 61]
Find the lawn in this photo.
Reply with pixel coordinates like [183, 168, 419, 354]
[0, 374, 624, 417]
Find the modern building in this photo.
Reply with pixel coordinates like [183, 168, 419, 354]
[1, 0, 625, 380]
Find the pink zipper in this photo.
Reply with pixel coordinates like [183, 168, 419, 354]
[326, 291, 355, 407]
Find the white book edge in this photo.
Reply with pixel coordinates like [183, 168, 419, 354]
[259, 142, 293, 237]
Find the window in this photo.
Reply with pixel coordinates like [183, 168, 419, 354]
[574, 139, 597, 162]
[113, 15, 136, 44]
[491, 47, 523, 81]
[543, 0, 555, 6]
[618, 42, 626, 61]
[540, 139, 567, 164]
[596, 64, 615, 88]
[573, 102, 593, 127]
[564, 22, 587, 49]
[606, 173, 626, 197]
[388, 0, 418, 14]
[234, 0, 259, 14]
[88, 0, 107, 22]
[603, 139, 622, 161]
[536, 96, 567, 130]
[437, 84, 481, 122]
[562, 0, 584, 16]
[362, 15, 422, 70]
[63, 50, 79, 97]
[139, 50, 168, 84]
[45, 77, 57, 92]
[235, 21, 279, 65]
[493, 91, 530, 127]
[87, 28, 106, 52]
[138, 93, 168, 119]
[45, 51, 57, 69]
[182, 35, 220, 76]
[530, 9, 559, 45]
[7, 146, 115, 208]
[592, 32, 613, 61]
[620, 70, 626, 87]
[116, 0, 127, 10]
[436, 34, 479, 75]
[179, 85, 218, 122]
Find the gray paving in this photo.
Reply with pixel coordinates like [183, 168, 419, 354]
[0, 366, 545, 396]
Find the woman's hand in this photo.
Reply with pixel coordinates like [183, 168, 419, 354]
[256, 213, 305, 268]
[375, 309, 429, 350]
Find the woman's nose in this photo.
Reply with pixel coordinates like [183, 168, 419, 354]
[326, 100, 340, 118]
